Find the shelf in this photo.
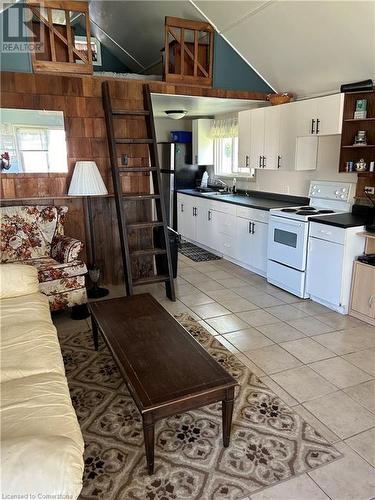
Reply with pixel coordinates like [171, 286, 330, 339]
[342, 145, 375, 148]
[344, 118, 375, 122]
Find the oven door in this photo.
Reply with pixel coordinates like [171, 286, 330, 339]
[268, 215, 309, 271]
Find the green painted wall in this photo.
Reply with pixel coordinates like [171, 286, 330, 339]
[213, 33, 273, 93]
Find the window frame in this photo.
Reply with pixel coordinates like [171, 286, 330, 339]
[214, 135, 239, 176]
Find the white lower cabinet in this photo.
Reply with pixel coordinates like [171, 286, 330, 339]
[177, 193, 269, 276]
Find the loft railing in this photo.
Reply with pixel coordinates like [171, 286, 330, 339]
[26, 0, 93, 74]
[163, 17, 214, 87]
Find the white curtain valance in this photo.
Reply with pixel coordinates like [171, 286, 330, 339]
[209, 118, 238, 139]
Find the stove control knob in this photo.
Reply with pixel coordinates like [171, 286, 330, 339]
[335, 190, 339, 195]
[317, 189, 321, 193]
[342, 188, 347, 192]
[340, 194, 345, 199]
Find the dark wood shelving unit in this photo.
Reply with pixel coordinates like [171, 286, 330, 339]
[339, 90, 375, 175]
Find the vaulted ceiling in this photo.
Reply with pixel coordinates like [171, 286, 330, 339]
[89, 0, 375, 98]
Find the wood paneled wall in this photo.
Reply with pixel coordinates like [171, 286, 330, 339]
[0, 71, 267, 284]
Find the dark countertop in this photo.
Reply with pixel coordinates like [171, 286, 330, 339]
[309, 212, 367, 228]
[177, 189, 310, 212]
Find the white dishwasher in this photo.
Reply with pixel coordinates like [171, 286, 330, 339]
[306, 222, 365, 314]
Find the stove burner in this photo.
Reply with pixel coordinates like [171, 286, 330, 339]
[296, 210, 318, 215]
[300, 206, 315, 209]
[281, 208, 298, 212]
[317, 209, 335, 214]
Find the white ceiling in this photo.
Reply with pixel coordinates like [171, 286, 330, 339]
[89, 1, 375, 98]
[151, 93, 261, 118]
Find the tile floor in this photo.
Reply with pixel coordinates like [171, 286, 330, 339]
[89, 255, 375, 499]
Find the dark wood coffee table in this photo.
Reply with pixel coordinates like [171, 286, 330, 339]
[89, 293, 236, 475]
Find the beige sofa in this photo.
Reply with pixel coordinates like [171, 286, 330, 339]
[0, 264, 84, 498]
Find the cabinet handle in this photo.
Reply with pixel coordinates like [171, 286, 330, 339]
[277, 155, 281, 169]
[252, 222, 255, 234]
[248, 221, 252, 233]
[311, 119, 315, 134]
[316, 118, 320, 134]
[262, 156, 266, 168]
[195, 155, 198, 164]
[208, 210, 211, 221]
[259, 156, 262, 168]
[245, 155, 249, 168]
[193, 207, 196, 216]
[181, 203, 184, 212]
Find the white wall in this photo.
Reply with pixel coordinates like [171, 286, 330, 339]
[154, 118, 192, 142]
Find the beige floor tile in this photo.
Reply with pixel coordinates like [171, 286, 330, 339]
[293, 300, 332, 315]
[206, 289, 241, 302]
[303, 391, 375, 439]
[260, 376, 299, 407]
[245, 344, 302, 374]
[287, 317, 334, 336]
[197, 320, 221, 336]
[344, 380, 375, 414]
[294, 405, 341, 443]
[308, 442, 375, 500]
[238, 309, 281, 327]
[158, 299, 201, 321]
[345, 428, 375, 467]
[204, 270, 233, 280]
[191, 302, 231, 319]
[249, 293, 285, 308]
[224, 328, 274, 351]
[256, 322, 306, 343]
[194, 279, 225, 293]
[318, 312, 366, 330]
[251, 473, 330, 500]
[268, 289, 305, 304]
[218, 297, 259, 313]
[215, 335, 242, 354]
[215, 277, 249, 288]
[342, 348, 375, 377]
[309, 357, 373, 389]
[190, 262, 219, 273]
[271, 366, 337, 403]
[179, 291, 214, 307]
[175, 283, 200, 297]
[231, 285, 265, 301]
[266, 304, 311, 321]
[235, 353, 266, 377]
[282, 337, 335, 363]
[313, 327, 375, 355]
[205, 314, 249, 334]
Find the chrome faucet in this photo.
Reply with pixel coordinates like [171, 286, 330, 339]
[215, 178, 229, 192]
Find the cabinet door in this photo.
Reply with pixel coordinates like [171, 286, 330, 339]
[351, 262, 375, 318]
[235, 217, 252, 265]
[295, 136, 318, 171]
[263, 106, 280, 169]
[192, 119, 214, 165]
[195, 199, 209, 247]
[238, 110, 252, 169]
[217, 212, 236, 258]
[207, 209, 219, 251]
[294, 98, 318, 136]
[251, 221, 268, 274]
[250, 108, 265, 169]
[306, 237, 344, 306]
[316, 94, 344, 135]
[177, 196, 196, 241]
[278, 104, 296, 170]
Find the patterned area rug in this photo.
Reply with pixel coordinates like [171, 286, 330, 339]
[179, 240, 222, 262]
[58, 314, 342, 500]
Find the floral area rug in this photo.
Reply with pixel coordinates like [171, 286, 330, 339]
[58, 313, 342, 500]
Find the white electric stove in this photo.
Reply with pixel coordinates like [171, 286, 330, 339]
[267, 180, 356, 298]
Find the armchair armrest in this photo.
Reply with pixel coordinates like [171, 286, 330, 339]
[51, 235, 83, 263]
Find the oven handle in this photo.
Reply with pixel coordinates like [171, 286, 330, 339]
[270, 216, 304, 229]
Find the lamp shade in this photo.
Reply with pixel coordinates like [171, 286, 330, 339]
[68, 161, 108, 196]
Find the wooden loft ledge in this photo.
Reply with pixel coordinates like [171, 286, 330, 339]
[163, 17, 214, 87]
[26, 0, 93, 75]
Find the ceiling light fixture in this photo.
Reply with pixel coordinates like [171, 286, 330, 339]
[164, 110, 187, 120]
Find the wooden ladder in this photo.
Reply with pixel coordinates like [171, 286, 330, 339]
[102, 81, 176, 301]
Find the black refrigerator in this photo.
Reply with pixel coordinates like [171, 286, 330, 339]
[157, 142, 202, 230]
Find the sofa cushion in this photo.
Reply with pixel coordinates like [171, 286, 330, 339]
[0, 263, 39, 299]
[0, 206, 66, 262]
[0, 291, 65, 383]
[23, 257, 87, 282]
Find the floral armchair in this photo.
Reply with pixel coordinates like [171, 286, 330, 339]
[0, 205, 87, 311]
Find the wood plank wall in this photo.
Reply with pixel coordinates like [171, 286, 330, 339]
[0, 71, 267, 284]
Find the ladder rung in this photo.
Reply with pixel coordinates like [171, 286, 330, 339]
[133, 275, 170, 286]
[123, 194, 160, 201]
[130, 248, 167, 257]
[116, 139, 153, 144]
[127, 222, 164, 230]
[118, 167, 157, 173]
[112, 110, 150, 116]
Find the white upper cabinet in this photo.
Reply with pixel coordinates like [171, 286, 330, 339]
[263, 105, 281, 169]
[238, 110, 252, 169]
[250, 107, 266, 169]
[192, 119, 214, 165]
[278, 103, 296, 170]
[294, 93, 344, 137]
